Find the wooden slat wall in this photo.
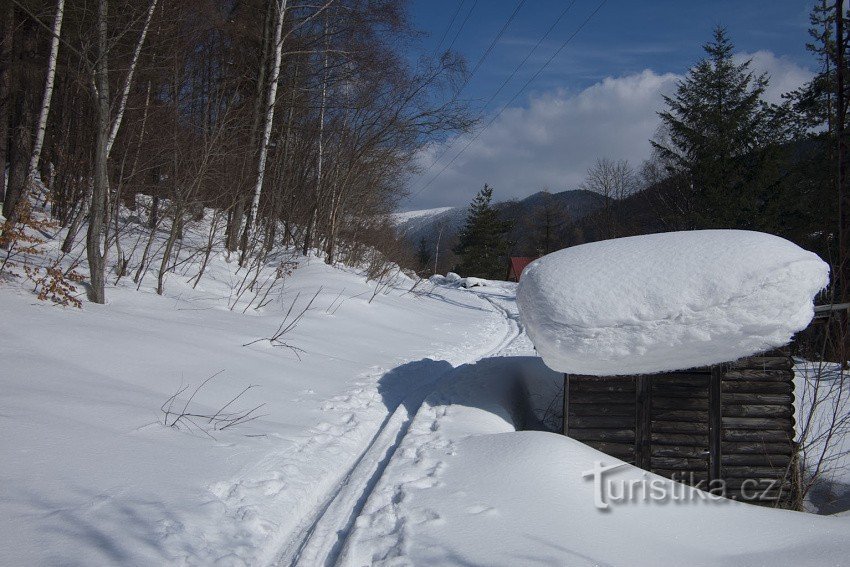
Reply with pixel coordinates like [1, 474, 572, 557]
[721, 356, 796, 505]
[567, 376, 636, 463]
[650, 371, 710, 486]
[565, 354, 798, 507]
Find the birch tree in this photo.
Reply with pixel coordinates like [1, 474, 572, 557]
[27, 0, 65, 192]
[243, 0, 288, 260]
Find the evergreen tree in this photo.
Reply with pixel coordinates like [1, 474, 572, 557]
[651, 27, 783, 230]
[453, 184, 512, 279]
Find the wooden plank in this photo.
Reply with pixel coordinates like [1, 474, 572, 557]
[562, 374, 569, 436]
[651, 397, 709, 410]
[722, 405, 793, 418]
[721, 454, 792, 467]
[651, 409, 709, 421]
[722, 466, 793, 479]
[635, 376, 651, 470]
[721, 417, 795, 431]
[722, 429, 794, 442]
[569, 415, 635, 428]
[709, 365, 722, 482]
[721, 442, 794, 455]
[570, 404, 636, 417]
[722, 381, 793, 394]
[652, 421, 710, 434]
[721, 392, 794, 405]
[571, 380, 636, 393]
[569, 392, 636, 404]
[651, 446, 709, 459]
[569, 428, 635, 443]
[723, 369, 793, 381]
[651, 456, 708, 470]
[728, 357, 792, 370]
[651, 433, 708, 446]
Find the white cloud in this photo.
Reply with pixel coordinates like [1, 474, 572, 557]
[404, 51, 813, 211]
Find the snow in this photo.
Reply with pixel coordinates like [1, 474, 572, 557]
[3, 213, 849, 565]
[390, 206, 454, 224]
[339, 292, 850, 567]
[517, 230, 830, 376]
[0, 209, 509, 565]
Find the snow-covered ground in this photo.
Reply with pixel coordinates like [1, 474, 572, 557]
[3, 213, 850, 566]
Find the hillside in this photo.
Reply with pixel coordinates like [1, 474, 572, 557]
[395, 189, 605, 273]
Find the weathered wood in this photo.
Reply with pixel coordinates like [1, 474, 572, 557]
[651, 421, 710, 434]
[651, 397, 709, 410]
[569, 415, 635, 428]
[722, 381, 793, 394]
[635, 375, 651, 469]
[651, 409, 709, 421]
[721, 454, 792, 467]
[721, 417, 795, 430]
[722, 466, 793, 479]
[651, 446, 709, 459]
[721, 392, 793, 405]
[570, 404, 635, 417]
[570, 380, 636, 392]
[722, 429, 794, 442]
[651, 456, 708, 470]
[651, 433, 708, 446]
[728, 356, 792, 370]
[724, 478, 792, 490]
[709, 365, 722, 482]
[569, 428, 635, 443]
[569, 391, 636, 404]
[723, 369, 793, 381]
[722, 405, 793, 418]
[562, 373, 569, 436]
[721, 442, 794, 455]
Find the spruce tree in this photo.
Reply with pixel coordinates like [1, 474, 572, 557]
[453, 184, 512, 279]
[651, 27, 782, 230]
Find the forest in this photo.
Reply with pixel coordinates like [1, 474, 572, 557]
[1, 0, 471, 303]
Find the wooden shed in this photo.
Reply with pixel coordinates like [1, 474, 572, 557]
[562, 351, 797, 507]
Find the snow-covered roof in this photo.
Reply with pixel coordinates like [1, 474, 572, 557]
[516, 230, 830, 376]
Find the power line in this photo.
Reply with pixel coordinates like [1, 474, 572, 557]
[445, 0, 478, 54]
[467, 0, 527, 85]
[434, 0, 465, 56]
[412, 0, 577, 197]
[409, 0, 607, 202]
[414, 0, 528, 181]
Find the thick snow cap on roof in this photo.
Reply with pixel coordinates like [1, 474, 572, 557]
[516, 230, 829, 376]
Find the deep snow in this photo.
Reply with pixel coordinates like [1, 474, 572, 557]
[517, 230, 829, 375]
[3, 214, 849, 566]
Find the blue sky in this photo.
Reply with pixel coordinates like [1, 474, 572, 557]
[402, 0, 818, 211]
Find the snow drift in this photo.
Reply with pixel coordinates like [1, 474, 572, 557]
[517, 230, 829, 376]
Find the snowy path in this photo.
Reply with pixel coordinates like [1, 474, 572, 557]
[277, 288, 524, 567]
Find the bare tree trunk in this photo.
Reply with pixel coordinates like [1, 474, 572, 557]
[86, 0, 110, 304]
[243, 0, 288, 259]
[105, 0, 157, 159]
[27, 0, 65, 188]
[0, 1, 12, 208]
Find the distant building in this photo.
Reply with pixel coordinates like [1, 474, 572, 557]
[506, 257, 535, 282]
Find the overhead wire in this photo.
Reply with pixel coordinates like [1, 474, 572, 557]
[409, 0, 608, 201]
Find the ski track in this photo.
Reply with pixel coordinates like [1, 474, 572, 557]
[272, 288, 521, 567]
[198, 288, 515, 566]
